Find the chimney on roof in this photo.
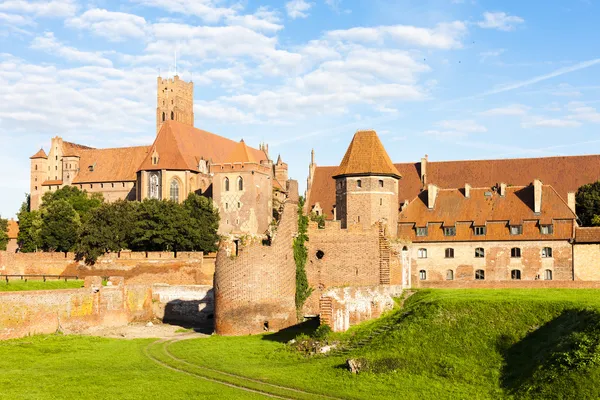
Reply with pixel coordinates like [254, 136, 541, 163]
[534, 179, 543, 214]
[465, 184, 471, 198]
[427, 183, 438, 209]
[567, 192, 576, 214]
[420, 155, 428, 186]
[500, 183, 507, 197]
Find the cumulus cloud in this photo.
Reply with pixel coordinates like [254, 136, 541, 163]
[326, 21, 467, 49]
[131, 0, 236, 23]
[567, 102, 600, 123]
[286, 0, 313, 19]
[66, 9, 148, 41]
[0, 0, 77, 17]
[30, 32, 113, 67]
[477, 12, 524, 31]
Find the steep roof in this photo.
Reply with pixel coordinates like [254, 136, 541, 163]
[7, 219, 18, 239]
[225, 140, 258, 163]
[73, 146, 151, 183]
[138, 121, 266, 172]
[30, 148, 48, 159]
[333, 130, 401, 179]
[575, 227, 600, 243]
[308, 154, 600, 219]
[62, 141, 94, 156]
[399, 184, 576, 227]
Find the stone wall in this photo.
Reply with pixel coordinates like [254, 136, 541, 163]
[304, 220, 396, 315]
[0, 251, 215, 285]
[152, 284, 214, 325]
[213, 181, 298, 336]
[407, 240, 573, 285]
[0, 276, 153, 340]
[419, 281, 600, 289]
[319, 285, 403, 332]
[573, 243, 600, 280]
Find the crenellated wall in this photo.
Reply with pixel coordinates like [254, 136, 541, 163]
[213, 181, 298, 336]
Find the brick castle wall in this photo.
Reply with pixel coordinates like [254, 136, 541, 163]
[0, 251, 215, 285]
[213, 181, 298, 336]
[573, 243, 600, 280]
[152, 284, 214, 324]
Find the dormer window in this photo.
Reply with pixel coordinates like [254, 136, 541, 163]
[510, 225, 523, 235]
[474, 226, 486, 236]
[540, 224, 554, 235]
[151, 150, 159, 166]
[88, 165, 94, 172]
[443, 226, 456, 236]
[198, 159, 208, 174]
[416, 227, 428, 237]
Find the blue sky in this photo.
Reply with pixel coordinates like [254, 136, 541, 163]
[1, 0, 600, 218]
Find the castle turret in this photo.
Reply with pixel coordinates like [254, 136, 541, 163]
[274, 154, 288, 183]
[156, 75, 194, 134]
[333, 130, 401, 236]
[30, 148, 48, 210]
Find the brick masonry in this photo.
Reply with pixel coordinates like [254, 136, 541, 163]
[319, 285, 403, 332]
[573, 243, 600, 281]
[152, 284, 214, 325]
[213, 181, 299, 336]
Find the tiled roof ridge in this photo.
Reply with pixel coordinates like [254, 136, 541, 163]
[63, 141, 95, 150]
[426, 153, 600, 164]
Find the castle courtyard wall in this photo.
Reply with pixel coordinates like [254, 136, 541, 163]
[573, 243, 600, 281]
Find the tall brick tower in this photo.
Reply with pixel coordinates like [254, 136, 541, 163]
[333, 130, 401, 236]
[156, 75, 194, 134]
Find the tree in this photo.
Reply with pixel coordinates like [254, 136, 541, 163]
[0, 216, 8, 251]
[183, 193, 220, 252]
[76, 200, 138, 264]
[40, 200, 81, 252]
[576, 182, 600, 226]
[41, 186, 103, 223]
[16, 196, 42, 253]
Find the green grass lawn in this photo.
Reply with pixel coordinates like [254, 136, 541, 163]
[2, 289, 600, 399]
[0, 280, 84, 292]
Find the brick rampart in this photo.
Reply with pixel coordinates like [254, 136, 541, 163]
[0, 251, 215, 285]
[319, 285, 403, 332]
[305, 221, 393, 315]
[0, 277, 153, 340]
[418, 281, 600, 289]
[152, 284, 214, 324]
[214, 181, 298, 336]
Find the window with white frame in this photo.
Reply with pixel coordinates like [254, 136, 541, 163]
[416, 227, 428, 237]
[542, 247, 553, 258]
[474, 226, 486, 236]
[417, 248, 428, 259]
[544, 269, 553, 280]
[475, 247, 485, 258]
[540, 225, 554, 235]
[419, 270, 427, 280]
[510, 225, 523, 235]
[446, 270, 454, 280]
[444, 226, 456, 236]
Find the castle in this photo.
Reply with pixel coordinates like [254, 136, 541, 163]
[29, 75, 288, 236]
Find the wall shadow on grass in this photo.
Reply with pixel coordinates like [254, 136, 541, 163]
[499, 308, 600, 397]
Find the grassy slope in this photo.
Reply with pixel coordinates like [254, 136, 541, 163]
[0, 335, 267, 400]
[169, 289, 600, 400]
[0, 280, 84, 291]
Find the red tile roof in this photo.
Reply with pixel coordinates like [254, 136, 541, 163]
[42, 180, 63, 186]
[30, 148, 48, 159]
[308, 154, 600, 220]
[138, 121, 266, 172]
[225, 139, 258, 163]
[62, 141, 94, 156]
[72, 146, 151, 183]
[333, 130, 401, 178]
[575, 227, 600, 243]
[399, 184, 576, 227]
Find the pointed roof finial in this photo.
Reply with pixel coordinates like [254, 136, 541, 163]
[311, 148, 315, 165]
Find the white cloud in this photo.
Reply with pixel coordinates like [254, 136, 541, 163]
[286, 0, 313, 19]
[521, 116, 582, 128]
[477, 12, 524, 31]
[0, 11, 33, 25]
[131, 0, 236, 23]
[194, 101, 256, 123]
[0, 0, 77, 17]
[326, 21, 467, 49]
[435, 119, 487, 133]
[30, 32, 113, 67]
[226, 7, 283, 33]
[66, 9, 148, 41]
[567, 102, 600, 123]
[479, 104, 530, 116]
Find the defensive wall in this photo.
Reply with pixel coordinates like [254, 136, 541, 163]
[304, 220, 401, 315]
[213, 181, 298, 336]
[0, 279, 214, 340]
[319, 285, 403, 332]
[0, 251, 215, 285]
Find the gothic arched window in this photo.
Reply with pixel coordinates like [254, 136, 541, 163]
[162, 112, 165, 122]
[224, 177, 230, 191]
[170, 179, 179, 202]
[237, 176, 243, 191]
[149, 174, 159, 199]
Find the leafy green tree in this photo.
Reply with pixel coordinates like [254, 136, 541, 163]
[41, 186, 103, 223]
[16, 196, 42, 253]
[183, 193, 220, 252]
[309, 212, 326, 229]
[40, 200, 81, 252]
[576, 182, 600, 226]
[0, 216, 8, 251]
[76, 200, 138, 264]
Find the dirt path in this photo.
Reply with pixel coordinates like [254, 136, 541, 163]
[75, 322, 210, 340]
[144, 337, 346, 400]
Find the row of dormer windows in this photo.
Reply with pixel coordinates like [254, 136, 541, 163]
[415, 224, 554, 237]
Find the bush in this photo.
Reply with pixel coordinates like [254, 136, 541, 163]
[312, 324, 332, 340]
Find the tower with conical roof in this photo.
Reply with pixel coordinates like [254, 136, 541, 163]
[333, 130, 401, 236]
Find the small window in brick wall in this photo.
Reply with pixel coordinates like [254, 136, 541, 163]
[418, 248, 427, 259]
[475, 247, 485, 258]
[445, 248, 455, 258]
[379, 180, 384, 188]
[357, 179, 362, 188]
[419, 270, 427, 280]
[446, 270, 454, 280]
[511, 247, 521, 258]
[542, 247, 553, 258]
[511, 269, 522, 280]
[475, 269, 485, 280]
[545, 269, 553, 280]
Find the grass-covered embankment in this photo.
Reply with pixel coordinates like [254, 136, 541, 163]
[0, 280, 83, 292]
[169, 289, 600, 399]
